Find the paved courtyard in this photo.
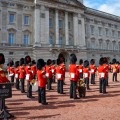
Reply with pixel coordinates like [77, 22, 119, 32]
[5, 73, 120, 120]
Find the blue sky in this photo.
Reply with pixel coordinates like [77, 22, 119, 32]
[84, 0, 120, 16]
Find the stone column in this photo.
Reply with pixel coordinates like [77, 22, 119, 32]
[34, 4, 40, 44]
[45, 7, 49, 44]
[55, 9, 59, 44]
[65, 11, 69, 45]
[73, 13, 78, 46]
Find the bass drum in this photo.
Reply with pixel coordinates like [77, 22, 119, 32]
[32, 81, 38, 92]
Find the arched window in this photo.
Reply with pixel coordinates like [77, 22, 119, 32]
[98, 39, 103, 49]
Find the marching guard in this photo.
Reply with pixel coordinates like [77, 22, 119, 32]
[69, 53, 79, 99]
[25, 55, 34, 98]
[98, 57, 107, 94]
[83, 60, 90, 90]
[19, 58, 26, 93]
[37, 59, 48, 105]
[78, 59, 83, 79]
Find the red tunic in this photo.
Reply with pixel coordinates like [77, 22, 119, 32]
[78, 65, 83, 73]
[25, 66, 33, 82]
[56, 65, 64, 80]
[83, 67, 90, 78]
[31, 65, 37, 76]
[37, 70, 47, 87]
[68, 64, 79, 81]
[0, 68, 9, 83]
[45, 65, 52, 79]
[97, 65, 106, 79]
[19, 66, 26, 79]
[89, 64, 96, 74]
[9, 67, 15, 76]
[14, 67, 19, 79]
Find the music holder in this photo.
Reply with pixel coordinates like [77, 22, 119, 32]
[0, 82, 14, 119]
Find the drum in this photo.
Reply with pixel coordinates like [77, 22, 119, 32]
[32, 81, 38, 92]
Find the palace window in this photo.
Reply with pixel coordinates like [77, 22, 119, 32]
[49, 18, 52, 28]
[68, 21, 71, 30]
[59, 36, 62, 45]
[9, 14, 15, 24]
[112, 30, 115, 38]
[59, 20, 62, 28]
[8, 33, 14, 45]
[118, 31, 120, 38]
[24, 16, 29, 25]
[24, 34, 29, 45]
[90, 25, 94, 35]
[98, 27, 102, 36]
[105, 28, 109, 37]
[49, 35, 53, 44]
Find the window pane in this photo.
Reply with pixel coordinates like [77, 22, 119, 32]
[49, 18, 52, 28]
[9, 33, 14, 45]
[9, 14, 14, 23]
[59, 36, 62, 44]
[24, 16, 29, 25]
[24, 35, 28, 45]
[49, 36, 53, 44]
[59, 20, 62, 28]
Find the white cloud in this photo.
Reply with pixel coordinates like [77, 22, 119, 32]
[84, 0, 120, 16]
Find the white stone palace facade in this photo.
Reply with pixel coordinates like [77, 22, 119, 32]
[0, 0, 120, 67]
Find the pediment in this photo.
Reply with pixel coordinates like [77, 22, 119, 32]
[42, 0, 85, 9]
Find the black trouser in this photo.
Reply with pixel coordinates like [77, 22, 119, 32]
[27, 82, 32, 98]
[106, 76, 108, 86]
[20, 79, 25, 93]
[84, 78, 89, 89]
[52, 75, 56, 83]
[10, 76, 14, 83]
[16, 79, 20, 90]
[70, 80, 77, 99]
[80, 73, 83, 79]
[47, 78, 52, 90]
[99, 78, 106, 93]
[113, 72, 117, 81]
[38, 87, 46, 104]
[57, 80, 63, 94]
[0, 99, 2, 110]
[91, 74, 95, 84]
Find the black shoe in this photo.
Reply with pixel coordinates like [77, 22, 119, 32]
[42, 102, 48, 105]
[74, 97, 80, 99]
[60, 92, 66, 94]
[103, 92, 108, 94]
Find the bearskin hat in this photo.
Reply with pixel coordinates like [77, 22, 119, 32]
[0, 53, 5, 65]
[69, 53, 77, 64]
[57, 59, 60, 65]
[52, 60, 56, 65]
[19, 58, 25, 66]
[37, 59, 46, 70]
[25, 55, 31, 65]
[32, 60, 36, 65]
[99, 57, 104, 65]
[112, 58, 116, 64]
[79, 59, 83, 65]
[46, 59, 52, 65]
[90, 59, 95, 65]
[14, 61, 19, 68]
[9, 60, 14, 67]
[58, 54, 65, 63]
[83, 60, 89, 68]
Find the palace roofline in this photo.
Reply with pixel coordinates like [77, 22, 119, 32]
[85, 7, 120, 22]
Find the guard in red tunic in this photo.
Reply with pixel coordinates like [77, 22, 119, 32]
[31, 60, 37, 79]
[90, 59, 96, 84]
[78, 59, 83, 79]
[9, 60, 15, 83]
[98, 57, 107, 93]
[25, 56, 34, 98]
[46, 59, 53, 90]
[14, 61, 20, 90]
[56, 58, 65, 94]
[83, 60, 90, 90]
[19, 58, 26, 93]
[37, 59, 48, 105]
[69, 53, 79, 99]
[0, 53, 10, 110]
[51, 60, 56, 83]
